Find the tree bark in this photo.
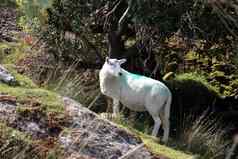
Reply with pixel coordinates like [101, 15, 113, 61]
[108, 31, 125, 58]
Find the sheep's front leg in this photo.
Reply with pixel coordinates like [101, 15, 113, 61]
[113, 98, 120, 116]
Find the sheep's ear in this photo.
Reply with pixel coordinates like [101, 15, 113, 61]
[106, 56, 109, 63]
[119, 59, 127, 65]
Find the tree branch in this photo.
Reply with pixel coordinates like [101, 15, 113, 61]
[118, 0, 135, 34]
[106, 0, 123, 17]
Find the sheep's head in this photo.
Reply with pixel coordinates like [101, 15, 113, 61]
[102, 57, 126, 77]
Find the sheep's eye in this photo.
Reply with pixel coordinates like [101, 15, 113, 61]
[108, 62, 115, 66]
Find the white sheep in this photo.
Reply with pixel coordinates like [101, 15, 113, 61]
[99, 57, 172, 143]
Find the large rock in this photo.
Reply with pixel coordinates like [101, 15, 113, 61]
[0, 95, 163, 159]
[61, 97, 160, 159]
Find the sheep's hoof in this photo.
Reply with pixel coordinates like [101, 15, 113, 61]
[151, 136, 160, 143]
[99, 113, 120, 120]
[99, 113, 113, 120]
[161, 139, 169, 145]
[112, 113, 118, 119]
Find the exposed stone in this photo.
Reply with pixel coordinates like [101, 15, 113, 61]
[0, 65, 17, 85]
[0, 96, 167, 158]
[60, 97, 160, 159]
[0, 101, 17, 124]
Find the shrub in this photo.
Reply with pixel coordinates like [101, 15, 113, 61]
[16, 0, 52, 34]
[174, 72, 220, 94]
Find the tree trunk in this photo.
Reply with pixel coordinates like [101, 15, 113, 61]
[108, 31, 125, 58]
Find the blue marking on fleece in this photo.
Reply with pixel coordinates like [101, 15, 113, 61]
[119, 72, 169, 96]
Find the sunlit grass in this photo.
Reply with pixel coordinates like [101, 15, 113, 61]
[112, 117, 195, 159]
[0, 84, 64, 113]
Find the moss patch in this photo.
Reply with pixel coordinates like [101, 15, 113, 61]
[0, 84, 64, 113]
[175, 72, 220, 95]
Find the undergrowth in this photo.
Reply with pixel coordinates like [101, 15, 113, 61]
[110, 111, 230, 159]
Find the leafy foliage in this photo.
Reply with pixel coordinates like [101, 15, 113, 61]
[17, 0, 238, 84]
[17, 0, 52, 33]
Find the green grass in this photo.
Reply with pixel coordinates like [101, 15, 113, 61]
[141, 134, 194, 159]
[0, 84, 64, 113]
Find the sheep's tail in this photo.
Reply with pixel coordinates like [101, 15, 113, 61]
[165, 92, 172, 119]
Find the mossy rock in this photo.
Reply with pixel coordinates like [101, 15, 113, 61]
[165, 74, 221, 137]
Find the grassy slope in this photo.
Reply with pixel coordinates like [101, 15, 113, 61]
[0, 40, 195, 158]
[113, 119, 194, 159]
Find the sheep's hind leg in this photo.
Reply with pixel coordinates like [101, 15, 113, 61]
[162, 96, 171, 143]
[159, 112, 169, 143]
[162, 116, 169, 143]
